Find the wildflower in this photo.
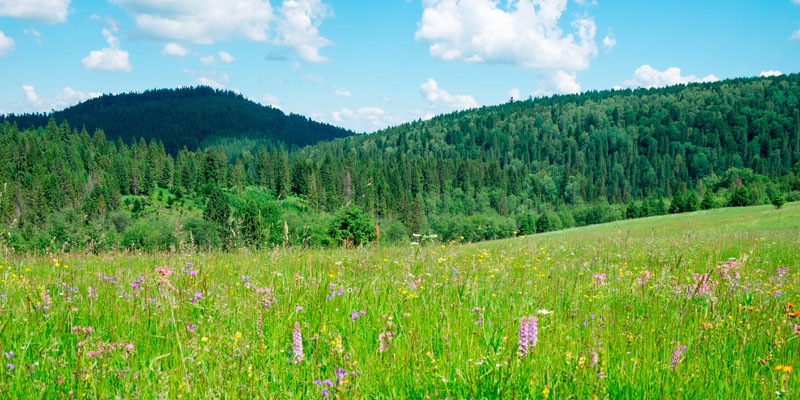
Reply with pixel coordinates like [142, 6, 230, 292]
[295, 305, 304, 311]
[517, 316, 529, 357]
[592, 273, 606, 286]
[292, 322, 304, 363]
[351, 310, 366, 321]
[670, 342, 687, 369]
[154, 267, 172, 277]
[537, 309, 552, 315]
[185, 323, 197, 332]
[3, 351, 12, 359]
[182, 268, 198, 277]
[321, 388, 330, 397]
[794, 325, 800, 335]
[256, 315, 263, 339]
[5, 363, 12, 370]
[378, 331, 395, 353]
[131, 277, 145, 291]
[201, 336, 208, 342]
[87, 286, 97, 299]
[776, 365, 794, 373]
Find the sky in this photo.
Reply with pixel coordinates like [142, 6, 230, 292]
[0, 0, 799, 133]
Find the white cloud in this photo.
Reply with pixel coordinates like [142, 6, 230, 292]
[197, 77, 226, 89]
[20, 84, 101, 112]
[420, 78, 478, 112]
[623, 65, 718, 89]
[330, 106, 395, 132]
[760, 70, 782, 77]
[112, 0, 273, 44]
[602, 33, 616, 51]
[793, 0, 800, 5]
[162, 42, 188, 56]
[507, 88, 520, 100]
[22, 85, 39, 103]
[275, 0, 332, 62]
[261, 93, 281, 109]
[0, 30, 13, 57]
[792, 28, 800, 42]
[112, 0, 332, 63]
[200, 54, 215, 65]
[416, 0, 597, 94]
[534, 70, 581, 95]
[82, 28, 131, 71]
[218, 50, 234, 63]
[0, 0, 70, 23]
[184, 69, 229, 89]
[332, 87, 351, 97]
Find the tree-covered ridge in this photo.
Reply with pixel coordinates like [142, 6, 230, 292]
[1, 86, 353, 154]
[1, 74, 799, 253]
[296, 74, 800, 209]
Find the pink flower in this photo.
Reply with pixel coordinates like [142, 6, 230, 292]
[292, 322, 304, 363]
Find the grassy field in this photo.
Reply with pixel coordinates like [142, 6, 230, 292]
[1, 203, 799, 399]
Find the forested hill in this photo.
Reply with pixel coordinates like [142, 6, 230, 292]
[0, 86, 353, 154]
[295, 73, 800, 210]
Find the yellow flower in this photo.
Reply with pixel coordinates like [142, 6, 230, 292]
[201, 336, 208, 342]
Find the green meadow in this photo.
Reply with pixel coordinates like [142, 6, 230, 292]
[1, 202, 799, 399]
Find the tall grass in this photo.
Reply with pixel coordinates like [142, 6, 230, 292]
[1, 203, 798, 399]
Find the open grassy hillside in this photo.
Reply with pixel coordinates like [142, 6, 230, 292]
[0, 203, 798, 398]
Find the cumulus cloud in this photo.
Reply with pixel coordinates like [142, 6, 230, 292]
[0, 30, 13, 57]
[792, 28, 800, 42]
[275, 0, 332, 62]
[20, 84, 101, 112]
[218, 50, 234, 63]
[162, 42, 188, 56]
[112, 0, 332, 63]
[0, 0, 70, 23]
[623, 65, 718, 89]
[420, 78, 478, 112]
[82, 28, 131, 71]
[760, 70, 782, 77]
[330, 106, 396, 132]
[416, 0, 598, 94]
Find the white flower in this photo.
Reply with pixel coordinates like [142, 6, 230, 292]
[537, 309, 552, 315]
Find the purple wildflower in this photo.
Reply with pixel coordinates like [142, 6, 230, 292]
[182, 269, 198, 277]
[5, 363, 12, 370]
[257, 314, 263, 339]
[321, 388, 330, 397]
[292, 322, 304, 363]
[3, 351, 12, 359]
[295, 305, 304, 311]
[670, 342, 687, 368]
[185, 323, 197, 332]
[378, 331, 394, 353]
[517, 316, 529, 357]
[131, 277, 145, 291]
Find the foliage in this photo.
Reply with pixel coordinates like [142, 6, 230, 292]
[328, 205, 376, 246]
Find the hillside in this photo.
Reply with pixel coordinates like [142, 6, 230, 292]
[1, 86, 353, 153]
[1, 75, 799, 253]
[290, 74, 800, 228]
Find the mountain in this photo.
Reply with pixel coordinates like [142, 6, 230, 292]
[1, 86, 353, 154]
[1, 74, 799, 253]
[293, 73, 800, 216]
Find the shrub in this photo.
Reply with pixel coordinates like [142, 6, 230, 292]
[328, 205, 376, 246]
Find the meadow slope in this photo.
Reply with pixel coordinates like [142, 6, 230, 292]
[1, 203, 799, 399]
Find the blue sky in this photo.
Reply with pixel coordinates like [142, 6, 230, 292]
[0, 0, 799, 132]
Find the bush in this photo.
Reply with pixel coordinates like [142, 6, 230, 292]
[536, 212, 562, 233]
[772, 193, 786, 209]
[121, 217, 179, 251]
[728, 186, 750, 207]
[380, 220, 409, 244]
[231, 189, 280, 246]
[182, 217, 222, 249]
[328, 205, 376, 246]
